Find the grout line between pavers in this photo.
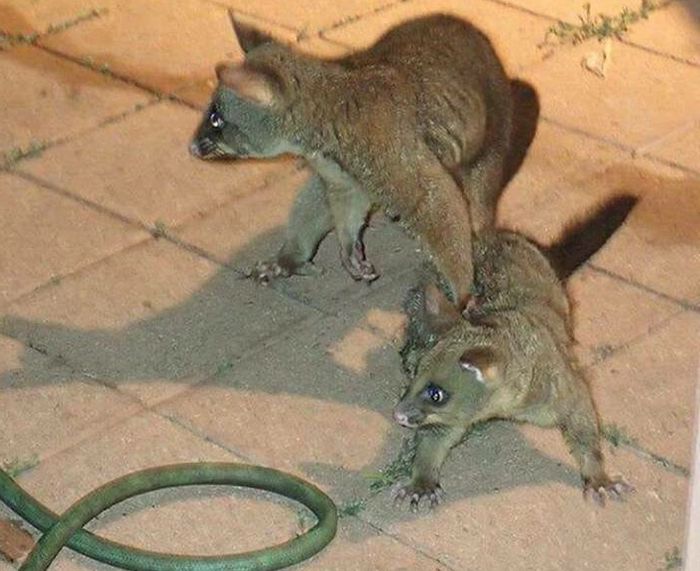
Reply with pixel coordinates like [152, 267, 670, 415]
[359, 516, 460, 571]
[588, 264, 700, 313]
[33, 43, 201, 111]
[634, 117, 700, 158]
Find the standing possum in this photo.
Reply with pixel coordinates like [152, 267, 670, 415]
[190, 12, 513, 308]
[394, 196, 637, 509]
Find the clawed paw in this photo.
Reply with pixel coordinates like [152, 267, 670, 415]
[244, 260, 321, 284]
[392, 481, 445, 512]
[341, 241, 379, 283]
[244, 261, 290, 285]
[583, 477, 634, 507]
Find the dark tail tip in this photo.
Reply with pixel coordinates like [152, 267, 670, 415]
[546, 194, 638, 280]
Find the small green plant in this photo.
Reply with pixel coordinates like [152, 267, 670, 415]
[151, 220, 168, 239]
[337, 498, 366, 518]
[601, 422, 639, 448]
[544, 1, 659, 46]
[365, 434, 417, 493]
[2, 456, 39, 478]
[2, 140, 49, 168]
[662, 546, 682, 570]
[45, 8, 108, 35]
[215, 360, 234, 376]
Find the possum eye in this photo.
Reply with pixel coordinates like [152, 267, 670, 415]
[423, 383, 449, 405]
[209, 110, 225, 129]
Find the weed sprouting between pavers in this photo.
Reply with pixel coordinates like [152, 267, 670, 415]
[2, 140, 49, 168]
[542, 1, 661, 46]
[0, 8, 107, 48]
[601, 423, 690, 477]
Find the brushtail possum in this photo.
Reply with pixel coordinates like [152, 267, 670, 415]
[190, 12, 513, 308]
[394, 195, 637, 509]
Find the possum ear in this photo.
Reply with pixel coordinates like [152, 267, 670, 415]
[215, 63, 278, 107]
[424, 282, 461, 333]
[459, 347, 500, 385]
[228, 10, 274, 53]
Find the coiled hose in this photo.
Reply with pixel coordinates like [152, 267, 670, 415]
[0, 462, 337, 571]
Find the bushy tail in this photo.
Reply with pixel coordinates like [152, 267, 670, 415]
[545, 194, 638, 280]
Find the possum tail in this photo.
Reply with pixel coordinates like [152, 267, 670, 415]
[545, 194, 638, 280]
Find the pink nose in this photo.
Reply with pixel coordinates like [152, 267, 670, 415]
[393, 410, 411, 427]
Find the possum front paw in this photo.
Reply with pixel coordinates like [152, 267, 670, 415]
[583, 476, 634, 506]
[246, 259, 321, 284]
[393, 479, 445, 512]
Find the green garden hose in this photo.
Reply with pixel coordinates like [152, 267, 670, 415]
[0, 462, 337, 571]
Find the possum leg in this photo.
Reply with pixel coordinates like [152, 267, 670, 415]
[558, 400, 633, 506]
[324, 183, 377, 282]
[251, 174, 333, 283]
[394, 425, 466, 511]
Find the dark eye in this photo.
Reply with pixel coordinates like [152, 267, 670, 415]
[423, 383, 448, 405]
[209, 110, 224, 129]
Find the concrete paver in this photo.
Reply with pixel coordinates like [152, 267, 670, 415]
[589, 310, 699, 469]
[587, 161, 700, 305]
[209, 0, 399, 37]
[322, 0, 553, 73]
[0, 45, 149, 156]
[1, 236, 318, 407]
[627, 0, 700, 66]
[644, 121, 700, 174]
[1, 0, 698, 570]
[0, 334, 141, 466]
[0, 172, 148, 306]
[37, 0, 234, 95]
[523, 39, 700, 150]
[19, 101, 288, 229]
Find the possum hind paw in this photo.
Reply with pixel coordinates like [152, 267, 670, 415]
[583, 477, 634, 506]
[392, 480, 445, 512]
[245, 259, 321, 284]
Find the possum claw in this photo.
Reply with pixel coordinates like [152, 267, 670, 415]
[583, 477, 634, 506]
[341, 240, 379, 283]
[246, 260, 321, 284]
[393, 481, 444, 511]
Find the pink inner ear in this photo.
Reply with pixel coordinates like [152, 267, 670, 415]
[215, 63, 275, 106]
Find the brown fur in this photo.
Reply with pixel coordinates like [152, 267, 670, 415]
[190, 13, 513, 308]
[394, 197, 637, 509]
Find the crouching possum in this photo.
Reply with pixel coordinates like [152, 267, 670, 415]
[394, 196, 637, 509]
[190, 12, 513, 308]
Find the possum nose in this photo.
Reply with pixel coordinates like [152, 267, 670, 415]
[393, 409, 416, 428]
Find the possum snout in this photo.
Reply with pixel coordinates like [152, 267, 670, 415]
[393, 401, 425, 428]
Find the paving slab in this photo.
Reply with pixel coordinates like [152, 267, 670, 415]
[627, 0, 700, 66]
[0, 0, 105, 37]
[1, 236, 317, 407]
[174, 34, 351, 110]
[645, 120, 700, 174]
[498, 120, 629, 241]
[360, 422, 688, 571]
[504, 0, 647, 26]
[586, 161, 700, 305]
[173, 162, 422, 314]
[567, 266, 683, 366]
[209, 0, 400, 37]
[0, 334, 141, 467]
[588, 309, 699, 469]
[0, 172, 148, 307]
[321, 0, 553, 73]
[0, 44, 149, 156]
[522, 39, 700, 150]
[36, 0, 235, 95]
[157, 303, 408, 501]
[20, 100, 288, 229]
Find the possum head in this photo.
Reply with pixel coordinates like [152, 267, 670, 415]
[190, 12, 301, 160]
[395, 283, 502, 429]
